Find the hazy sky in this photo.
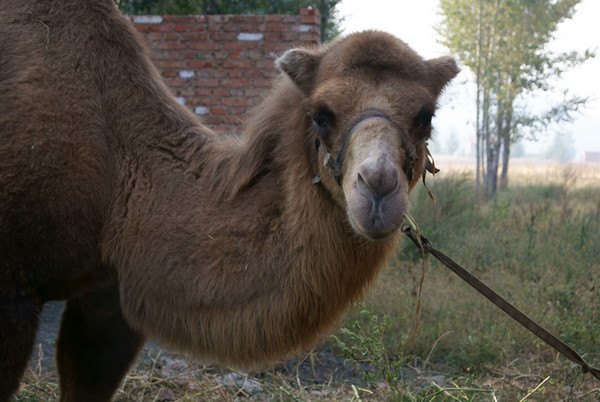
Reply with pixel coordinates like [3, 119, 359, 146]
[337, 0, 600, 159]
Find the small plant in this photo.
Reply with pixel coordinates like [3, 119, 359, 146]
[331, 304, 409, 398]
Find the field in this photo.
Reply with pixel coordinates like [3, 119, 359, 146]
[16, 158, 600, 401]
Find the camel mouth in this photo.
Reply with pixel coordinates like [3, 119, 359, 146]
[345, 182, 408, 241]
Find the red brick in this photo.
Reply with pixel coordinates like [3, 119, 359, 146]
[187, 60, 219, 68]
[208, 15, 230, 23]
[196, 88, 212, 96]
[135, 25, 150, 33]
[224, 42, 256, 50]
[265, 15, 281, 22]
[300, 33, 320, 42]
[263, 42, 287, 51]
[221, 61, 253, 69]
[228, 70, 242, 78]
[174, 24, 189, 32]
[149, 52, 165, 60]
[165, 51, 184, 59]
[182, 33, 209, 41]
[164, 15, 196, 23]
[212, 88, 229, 97]
[208, 24, 222, 32]
[164, 33, 178, 41]
[167, 79, 186, 87]
[222, 98, 250, 106]
[156, 60, 187, 68]
[248, 50, 264, 60]
[223, 79, 252, 88]
[239, 24, 258, 33]
[162, 70, 178, 78]
[189, 42, 219, 50]
[147, 32, 163, 41]
[256, 60, 275, 69]
[159, 42, 187, 50]
[245, 88, 261, 97]
[264, 23, 286, 32]
[245, 70, 262, 79]
[196, 79, 220, 87]
[191, 97, 219, 105]
[150, 24, 173, 32]
[301, 14, 320, 25]
[232, 15, 263, 23]
[210, 32, 236, 41]
[281, 33, 297, 41]
[264, 33, 280, 41]
[190, 24, 207, 32]
[223, 24, 239, 32]
[229, 51, 241, 59]
[211, 107, 227, 115]
[300, 8, 319, 17]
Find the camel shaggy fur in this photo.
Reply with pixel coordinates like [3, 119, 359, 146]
[0, 0, 458, 400]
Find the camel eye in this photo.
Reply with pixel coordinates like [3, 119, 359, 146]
[414, 108, 434, 138]
[312, 109, 335, 137]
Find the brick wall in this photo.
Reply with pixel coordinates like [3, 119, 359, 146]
[127, 8, 320, 133]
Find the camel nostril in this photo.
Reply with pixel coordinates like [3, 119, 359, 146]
[357, 162, 399, 198]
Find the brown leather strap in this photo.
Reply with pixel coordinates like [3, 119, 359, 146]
[401, 224, 600, 381]
[312, 109, 416, 186]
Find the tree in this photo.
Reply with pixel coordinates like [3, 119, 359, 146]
[115, 0, 343, 41]
[437, 0, 593, 196]
[545, 131, 576, 162]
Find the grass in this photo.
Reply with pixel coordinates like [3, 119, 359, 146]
[15, 159, 600, 400]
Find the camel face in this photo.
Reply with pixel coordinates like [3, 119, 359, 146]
[278, 31, 458, 240]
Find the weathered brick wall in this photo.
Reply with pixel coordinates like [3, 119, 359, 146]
[127, 8, 320, 133]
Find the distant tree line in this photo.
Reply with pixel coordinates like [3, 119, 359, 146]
[114, 0, 343, 41]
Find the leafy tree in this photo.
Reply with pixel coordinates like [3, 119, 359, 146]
[437, 0, 593, 196]
[115, 0, 343, 41]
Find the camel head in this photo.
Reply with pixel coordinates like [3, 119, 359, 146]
[277, 31, 458, 241]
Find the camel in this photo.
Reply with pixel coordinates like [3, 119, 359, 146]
[0, 0, 458, 400]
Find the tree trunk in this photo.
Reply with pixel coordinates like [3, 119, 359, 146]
[500, 134, 510, 190]
[482, 86, 491, 194]
[319, 0, 329, 42]
[475, 0, 483, 195]
[499, 89, 514, 190]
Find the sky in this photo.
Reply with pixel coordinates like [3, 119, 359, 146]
[337, 0, 600, 160]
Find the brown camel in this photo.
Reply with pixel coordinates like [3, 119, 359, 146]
[0, 0, 458, 400]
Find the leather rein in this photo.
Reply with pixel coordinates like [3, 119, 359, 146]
[402, 220, 600, 382]
[311, 109, 418, 187]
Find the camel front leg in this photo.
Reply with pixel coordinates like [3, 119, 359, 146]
[0, 293, 40, 402]
[56, 282, 145, 402]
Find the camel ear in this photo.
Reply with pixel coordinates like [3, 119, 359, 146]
[276, 48, 320, 95]
[426, 56, 459, 96]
